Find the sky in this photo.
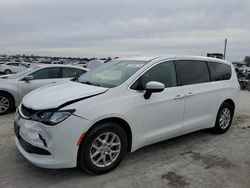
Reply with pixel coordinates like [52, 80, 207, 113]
[0, 0, 249, 61]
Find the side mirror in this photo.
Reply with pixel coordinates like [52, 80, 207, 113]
[71, 74, 79, 81]
[144, 81, 165, 99]
[23, 75, 34, 82]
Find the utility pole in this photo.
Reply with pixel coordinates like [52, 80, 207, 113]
[223, 38, 227, 59]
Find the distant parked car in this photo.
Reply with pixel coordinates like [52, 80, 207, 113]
[71, 62, 88, 68]
[87, 60, 104, 70]
[0, 65, 88, 115]
[0, 62, 30, 74]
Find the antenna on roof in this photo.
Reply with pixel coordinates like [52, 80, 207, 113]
[223, 38, 227, 60]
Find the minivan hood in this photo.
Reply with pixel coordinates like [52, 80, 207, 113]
[22, 81, 108, 110]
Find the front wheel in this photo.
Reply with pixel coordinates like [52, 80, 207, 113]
[213, 102, 234, 134]
[0, 92, 14, 115]
[78, 122, 127, 174]
[4, 69, 12, 74]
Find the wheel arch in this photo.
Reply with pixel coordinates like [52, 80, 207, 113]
[223, 98, 235, 112]
[79, 117, 133, 153]
[4, 69, 11, 73]
[212, 98, 235, 134]
[0, 90, 16, 107]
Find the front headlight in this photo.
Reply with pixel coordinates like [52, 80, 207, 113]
[31, 109, 75, 126]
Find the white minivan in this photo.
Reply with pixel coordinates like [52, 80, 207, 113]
[14, 55, 240, 174]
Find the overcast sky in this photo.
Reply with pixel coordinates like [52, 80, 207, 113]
[0, 0, 249, 61]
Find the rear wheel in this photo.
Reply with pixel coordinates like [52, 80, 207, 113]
[213, 102, 234, 134]
[0, 92, 14, 115]
[78, 122, 127, 174]
[4, 69, 11, 74]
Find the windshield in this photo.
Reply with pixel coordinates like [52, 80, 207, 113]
[78, 60, 148, 88]
[7, 68, 35, 79]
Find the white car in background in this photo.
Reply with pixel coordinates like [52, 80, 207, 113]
[0, 65, 88, 115]
[15, 55, 239, 174]
[0, 62, 30, 74]
[87, 59, 104, 70]
[71, 62, 87, 68]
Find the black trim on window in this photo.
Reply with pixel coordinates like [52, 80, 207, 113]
[58, 67, 63, 78]
[205, 61, 212, 81]
[175, 60, 182, 86]
[174, 60, 181, 86]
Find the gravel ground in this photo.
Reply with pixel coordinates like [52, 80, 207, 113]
[0, 91, 250, 188]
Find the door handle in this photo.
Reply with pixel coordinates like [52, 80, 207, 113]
[186, 92, 194, 97]
[174, 95, 185, 99]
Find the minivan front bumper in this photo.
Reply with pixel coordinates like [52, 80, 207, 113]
[14, 114, 90, 169]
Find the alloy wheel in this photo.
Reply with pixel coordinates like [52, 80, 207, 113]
[0, 96, 10, 113]
[90, 132, 121, 168]
[219, 108, 231, 129]
[5, 70, 11, 74]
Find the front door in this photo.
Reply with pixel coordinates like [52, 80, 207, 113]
[130, 61, 185, 148]
[18, 67, 61, 100]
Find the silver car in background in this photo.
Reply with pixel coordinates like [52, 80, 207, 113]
[0, 65, 88, 115]
[0, 62, 30, 74]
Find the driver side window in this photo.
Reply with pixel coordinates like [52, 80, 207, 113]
[30, 68, 60, 80]
[130, 61, 177, 90]
[7, 63, 18, 66]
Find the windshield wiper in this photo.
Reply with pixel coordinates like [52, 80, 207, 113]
[80, 80, 100, 86]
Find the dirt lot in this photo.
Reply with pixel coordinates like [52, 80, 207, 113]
[0, 91, 250, 188]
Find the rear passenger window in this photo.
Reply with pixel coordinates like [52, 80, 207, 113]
[208, 62, 231, 81]
[177, 60, 210, 85]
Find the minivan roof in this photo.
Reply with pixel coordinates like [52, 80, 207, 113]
[117, 56, 162, 61]
[117, 55, 230, 64]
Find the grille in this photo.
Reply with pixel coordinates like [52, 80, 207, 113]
[15, 121, 51, 155]
[18, 136, 51, 155]
[20, 104, 38, 118]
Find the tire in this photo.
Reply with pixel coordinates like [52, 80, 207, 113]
[78, 122, 127, 175]
[213, 102, 234, 134]
[0, 92, 14, 115]
[4, 69, 12, 74]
